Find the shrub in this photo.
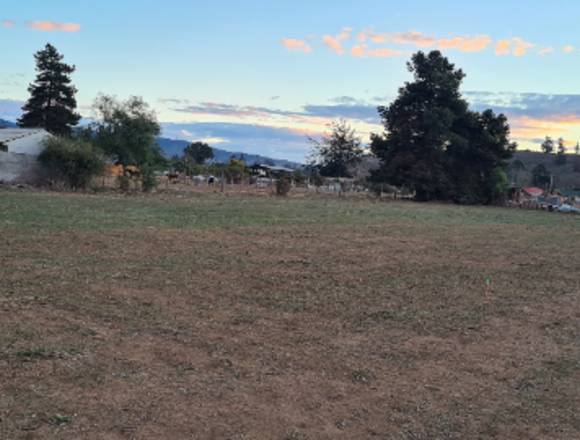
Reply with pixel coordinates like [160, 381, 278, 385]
[276, 175, 292, 196]
[38, 137, 104, 189]
[117, 175, 131, 191]
[292, 169, 306, 185]
[141, 167, 157, 192]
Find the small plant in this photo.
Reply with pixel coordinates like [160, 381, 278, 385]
[276, 175, 292, 196]
[16, 347, 53, 360]
[141, 167, 157, 192]
[351, 369, 376, 384]
[118, 174, 131, 191]
[50, 414, 73, 426]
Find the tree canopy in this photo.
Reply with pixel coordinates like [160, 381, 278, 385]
[88, 95, 165, 168]
[541, 136, 555, 155]
[184, 141, 214, 165]
[371, 51, 516, 203]
[309, 119, 363, 178]
[18, 44, 80, 135]
[555, 137, 567, 165]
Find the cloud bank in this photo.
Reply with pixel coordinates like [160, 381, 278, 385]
[282, 27, 574, 58]
[27, 21, 81, 32]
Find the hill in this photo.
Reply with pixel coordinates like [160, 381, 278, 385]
[0, 119, 17, 128]
[510, 150, 580, 188]
[156, 137, 302, 168]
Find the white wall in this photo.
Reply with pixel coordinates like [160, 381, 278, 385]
[0, 129, 51, 155]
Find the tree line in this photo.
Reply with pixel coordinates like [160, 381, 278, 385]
[310, 51, 517, 204]
[18, 44, 526, 202]
[18, 44, 168, 190]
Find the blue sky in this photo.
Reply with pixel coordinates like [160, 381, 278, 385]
[3, 1, 580, 161]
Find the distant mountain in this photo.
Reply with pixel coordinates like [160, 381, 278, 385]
[0, 119, 17, 128]
[156, 137, 302, 168]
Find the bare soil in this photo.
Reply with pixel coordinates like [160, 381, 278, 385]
[1, 189, 579, 439]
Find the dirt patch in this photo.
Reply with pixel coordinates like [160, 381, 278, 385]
[1, 191, 579, 439]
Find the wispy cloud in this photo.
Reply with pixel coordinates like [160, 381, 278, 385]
[437, 35, 492, 53]
[494, 37, 534, 56]
[466, 91, 580, 145]
[563, 45, 575, 54]
[322, 27, 353, 55]
[351, 44, 403, 58]
[538, 47, 554, 56]
[357, 30, 491, 53]
[161, 122, 318, 162]
[466, 91, 580, 119]
[286, 28, 565, 58]
[27, 21, 81, 32]
[281, 38, 312, 53]
[2, 20, 14, 29]
[173, 100, 380, 124]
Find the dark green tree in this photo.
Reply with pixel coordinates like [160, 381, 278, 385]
[447, 109, 516, 203]
[509, 159, 526, 184]
[184, 141, 214, 165]
[18, 44, 80, 135]
[532, 163, 551, 188]
[90, 95, 165, 168]
[371, 51, 515, 203]
[555, 137, 567, 165]
[224, 158, 247, 183]
[541, 136, 554, 154]
[309, 119, 363, 178]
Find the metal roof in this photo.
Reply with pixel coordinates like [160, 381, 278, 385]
[0, 128, 51, 155]
[253, 163, 295, 173]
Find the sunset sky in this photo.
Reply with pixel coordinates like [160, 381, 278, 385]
[2, 1, 580, 161]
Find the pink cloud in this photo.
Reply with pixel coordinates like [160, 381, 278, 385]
[495, 38, 534, 56]
[495, 40, 511, 55]
[563, 45, 575, 53]
[513, 38, 534, 56]
[2, 20, 15, 29]
[351, 44, 402, 58]
[355, 30, 489, 53]
[281, 38, 312, 53]
[27, 21, 81, 32]
[322, 27, 352, 55]
[538, 47, 554, 56]
[437, 35, 492, 53]
[323, 35, 345, 55]
[351, 44, 367, 57]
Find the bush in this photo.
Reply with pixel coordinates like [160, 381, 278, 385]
[276, 175, 292, 196]
[293, 169, 306, 185]
[141, 167, 157, 192]
[38, 137, 104, 189]
[118, 175, 131, 191]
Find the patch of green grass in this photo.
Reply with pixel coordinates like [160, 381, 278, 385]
[14, 347, 82, 361]
[1, 189, 579, 233]
[50, 414, 73, 426]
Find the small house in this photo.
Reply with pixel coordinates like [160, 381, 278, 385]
[0, 128, 52, 183]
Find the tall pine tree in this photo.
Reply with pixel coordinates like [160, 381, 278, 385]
[18, 44, 80, 136]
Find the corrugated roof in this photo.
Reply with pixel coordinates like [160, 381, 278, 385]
[522, 187, 544, 196]
[0, 128, 51, 155]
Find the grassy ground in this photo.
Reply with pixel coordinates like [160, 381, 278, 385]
[1, 189, 579, 439]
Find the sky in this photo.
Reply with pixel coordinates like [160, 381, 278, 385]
[3, 1, 580, 162]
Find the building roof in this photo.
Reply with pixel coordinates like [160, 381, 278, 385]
[0, 128, 51, 155]
[522, 187, 544, 197]
[252, 163, 295, 173]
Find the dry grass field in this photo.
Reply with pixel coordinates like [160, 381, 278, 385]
[1, 188, 579, 439]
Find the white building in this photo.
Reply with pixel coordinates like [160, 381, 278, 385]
[0, 128, 52, 183]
